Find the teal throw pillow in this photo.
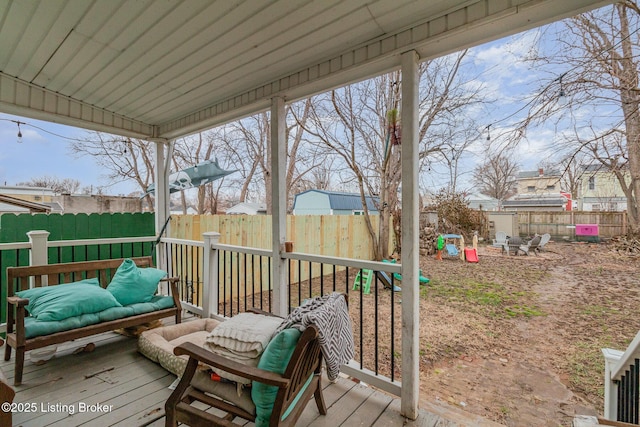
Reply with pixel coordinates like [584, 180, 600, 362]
[252, 328, 301, 426]
[16, 278, 122, 321]
[106, 259, 167, 306]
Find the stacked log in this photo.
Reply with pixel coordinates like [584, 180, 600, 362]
[609, 235, 640, 255]
[421, 224, 438, 255]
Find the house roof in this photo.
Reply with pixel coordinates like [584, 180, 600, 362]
[294, 190, 379, 212]
[226, 202, 267, 215]
[502, 198, 566, 208]
[0, 0, 611, 140]
[518, 170, 561, 178]
[0, 194, 51, 212]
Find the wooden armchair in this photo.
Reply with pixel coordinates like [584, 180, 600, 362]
[165, 323, 326, 427]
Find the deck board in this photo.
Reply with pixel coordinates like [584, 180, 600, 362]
[1, 326, 500, 426]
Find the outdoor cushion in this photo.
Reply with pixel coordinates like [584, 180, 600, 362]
[16, 278, 122, 322]
[252, 328, 302, 426]
[107, 258, 167, 305]
[23, 295, 175, 339]
[138, 318, 220, 376]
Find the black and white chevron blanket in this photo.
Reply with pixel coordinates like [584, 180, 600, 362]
[274, 292, 354, 381]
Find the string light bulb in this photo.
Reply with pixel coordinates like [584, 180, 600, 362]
[557, 73, 568, 105]
[16, 122, 22, 143]
[486, 124, 491, 141]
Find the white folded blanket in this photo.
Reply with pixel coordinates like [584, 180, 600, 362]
[205, 312, 283, 358]
[204, 312, 283, 385]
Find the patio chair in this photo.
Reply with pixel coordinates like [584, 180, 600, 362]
[519, 234, 542, 256]
[537, 233, 551, 252]
[166, 293, 351, 427]
[506, 236, 524, 255]
[165, 325, 325, 427]
[492, 231, 509, 253]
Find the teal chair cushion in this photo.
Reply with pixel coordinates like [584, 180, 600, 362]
[251, 328, 301, 426]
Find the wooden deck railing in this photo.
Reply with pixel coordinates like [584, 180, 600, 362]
[603, 331, 640, 424]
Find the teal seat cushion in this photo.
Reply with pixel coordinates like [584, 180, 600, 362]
[106, 258, 167, 305]
[24, 296, 176, 339]
[16, 278, 122, 322]
[251, 328, 301, 427]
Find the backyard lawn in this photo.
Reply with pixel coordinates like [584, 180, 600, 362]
[413, 241, 639, 426]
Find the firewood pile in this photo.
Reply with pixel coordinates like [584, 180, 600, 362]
[608, 235, 640, 255]
[420, 224, 438, 255]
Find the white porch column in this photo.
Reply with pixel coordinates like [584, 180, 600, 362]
[270, 96, 289, 317]
[400, 50, 420, 420]
[153, 138, 171, 235]
[153, 138, 172, 270]
[202, 232, 221, 318]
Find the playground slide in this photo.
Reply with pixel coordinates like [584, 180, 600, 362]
[375, 271, 401, 292]
[464, 247, 479, 263]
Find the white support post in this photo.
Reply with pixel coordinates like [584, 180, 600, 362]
[202, 232, 221, 318]
[27, 230, 50, 267]
[153, 138, 172, 270]
[271, 96, 289, 317]
[27, 230, 50, 288]
[400, 50, 420, 420]
[602, 348, 623, 420]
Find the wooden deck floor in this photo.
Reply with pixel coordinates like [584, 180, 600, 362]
[0, 330, 500, 427]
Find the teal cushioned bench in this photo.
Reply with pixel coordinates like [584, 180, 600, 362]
[24, 296, 176, 339]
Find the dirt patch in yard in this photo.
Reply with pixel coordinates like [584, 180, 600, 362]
[413, 242, 640, 426]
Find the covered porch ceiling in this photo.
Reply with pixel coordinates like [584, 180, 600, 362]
[0, 0, 613, 141]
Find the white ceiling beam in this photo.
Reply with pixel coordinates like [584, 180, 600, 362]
[0, 72, 154, 138]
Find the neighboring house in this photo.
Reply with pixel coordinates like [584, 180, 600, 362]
[516, 169, 562, 195]
[292, 190, 379, 215]
[0, 185, 55, 204]
[225, 202, 267, 215]
[576, 165, 628, 212]
[0, 186, 142, 213]
[466, 193, 500, 211]
[0, 194, 53, 213]
[506, 169, 570, 211]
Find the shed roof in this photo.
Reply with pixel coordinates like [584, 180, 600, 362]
[294, 190, 379, 212]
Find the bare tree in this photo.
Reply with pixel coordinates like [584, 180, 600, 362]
[70, 133, 156, 208]
[223, 99, 320, 213]
[472, 150, 519, 203]
[519, 2, 640, 232]
[17, 176, 81, 194]
[300, 51, 480, 259]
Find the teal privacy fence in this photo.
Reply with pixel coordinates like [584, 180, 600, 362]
[0, 212, 156, 324]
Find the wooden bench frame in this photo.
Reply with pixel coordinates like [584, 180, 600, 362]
[5, 256, 182, 386]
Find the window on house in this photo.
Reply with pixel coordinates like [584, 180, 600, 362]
[527, 186, 535, 192]
[588, 176, 595, 190]
[34, 196, 41, 201]
[546, 185, 555, 191]
[592, 204, 601, 211]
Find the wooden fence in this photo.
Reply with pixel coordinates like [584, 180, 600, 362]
[169, 214, 382, 258]
[169, 214, 385, 287]
[516, 211, 627, 239]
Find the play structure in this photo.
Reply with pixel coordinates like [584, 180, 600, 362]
[435, 233, 479, 263]
[435, 234, 465, 261]
[353, 268, 401, 293]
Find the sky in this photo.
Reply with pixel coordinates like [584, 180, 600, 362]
[0, 15, 594, 197]
[0, 114, 139, 195]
